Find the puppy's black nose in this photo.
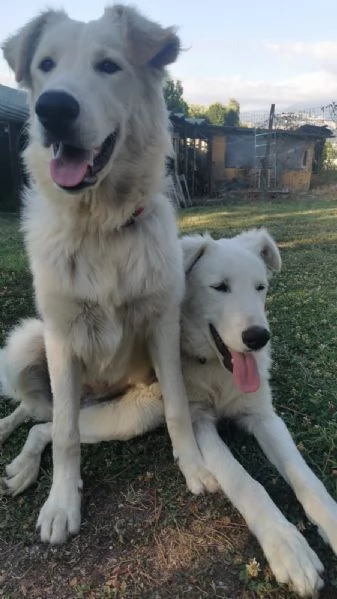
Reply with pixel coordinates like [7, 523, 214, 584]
[35, 91, 80, 136]
[242, 326, 270, 351]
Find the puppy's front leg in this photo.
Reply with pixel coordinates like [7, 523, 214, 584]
[37, 328, 82, 544]
[195, 417, 324, 597]
[149, 309, 217, 495]
[246, 408, 337, 556]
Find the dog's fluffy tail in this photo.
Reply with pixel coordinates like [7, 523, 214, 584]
[0, 318, 53, 421]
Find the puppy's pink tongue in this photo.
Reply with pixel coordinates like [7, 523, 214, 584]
[231, 350, 260, 393]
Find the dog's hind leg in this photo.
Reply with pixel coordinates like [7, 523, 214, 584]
[244, 409, 337, 559]
[4, 422, 52, 496]
[0, 403, 29, 445]
[78, 383, 164, 442]
[4, 384, 165, 496]
[194, 416, 324, 597]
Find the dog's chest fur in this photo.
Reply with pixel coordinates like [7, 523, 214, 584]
[23, 193, 182, 370]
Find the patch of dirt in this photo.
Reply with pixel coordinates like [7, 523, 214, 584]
[1, 429, 337, 599]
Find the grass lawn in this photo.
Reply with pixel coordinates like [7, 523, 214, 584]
[0, 193, 337, 598]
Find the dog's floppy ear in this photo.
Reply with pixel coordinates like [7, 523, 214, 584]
[236, 228, 282, 276]
[180, 235, 208, 275]
[2, 10, 66, 87]
[108, 5, 180, 68]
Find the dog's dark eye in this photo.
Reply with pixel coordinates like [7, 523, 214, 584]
[95, 59, 121, 74]
[38, 58, 55, 73]
[211, 282, 231, 293]
[256, 283, 266, 292]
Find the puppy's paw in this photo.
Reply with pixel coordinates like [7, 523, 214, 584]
[261, 523, 324, 597]
[307, 493, 337, 555]
[178, 455, 219, 495]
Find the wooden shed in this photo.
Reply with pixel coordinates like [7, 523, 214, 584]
[169, 114, 333, 197]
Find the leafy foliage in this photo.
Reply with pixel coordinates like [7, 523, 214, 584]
[189, 99, 240, 126]
[163, 78, 189, 115]
[207, 98, 240, 126]
[164, 79, 240, 126]
[188, 103, 209, 120]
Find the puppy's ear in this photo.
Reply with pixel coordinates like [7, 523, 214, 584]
[2, 10, 66, 87]
[180, 235, 208, 275]
[236, 228, 282, 276]
[108, 5, 180, 68]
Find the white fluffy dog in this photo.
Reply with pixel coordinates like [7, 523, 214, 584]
[1, 4, 214, 544]
[1, 228, 337, 597]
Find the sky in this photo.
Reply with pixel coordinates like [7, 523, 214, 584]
[1, 0, 337, 113]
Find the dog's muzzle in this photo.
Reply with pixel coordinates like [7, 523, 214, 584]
[209, 323, 262, 394]
[209, 323, 233, 372]
[36, 90, 80, 139]
[35, 90, 119, 192]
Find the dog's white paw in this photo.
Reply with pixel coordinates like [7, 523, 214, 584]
[178, 455, 219, 495]
[261, 523, 324, 597]
[37, 480, 82, 544]
[4, 452, 40, 496]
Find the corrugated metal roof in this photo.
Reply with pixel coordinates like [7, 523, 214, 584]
[168, 112, 208, 126]
[0, 84, 29, 124]
[170, 112, 332, 140]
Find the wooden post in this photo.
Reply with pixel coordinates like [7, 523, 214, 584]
[191, 125, 196, 198]
[183, 120, 188, 184]
[261, 103, 275, 200]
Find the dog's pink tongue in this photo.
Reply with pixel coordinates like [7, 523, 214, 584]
[50, 154, 88, 188]
[231, 350, 260, 393]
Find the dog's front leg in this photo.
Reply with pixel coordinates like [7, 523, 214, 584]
[37, 328, 82, 544]
[246, 409, 337, 557]
[195, 417, 324, 597]
[149, 310, 218, 495]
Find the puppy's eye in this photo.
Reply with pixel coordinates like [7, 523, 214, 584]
[256, 283, 266, 292]
[38, 58, 55, 73]
[95, 59, 121, 74]
[211, 282, 231, 293]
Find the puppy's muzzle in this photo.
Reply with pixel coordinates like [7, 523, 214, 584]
[242, 326, 270, 351]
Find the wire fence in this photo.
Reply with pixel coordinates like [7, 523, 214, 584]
[241, 105, 337, 132]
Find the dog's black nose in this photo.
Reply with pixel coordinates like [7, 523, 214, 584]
[35, 91, 80, 136]
[242, 326, 270, 351]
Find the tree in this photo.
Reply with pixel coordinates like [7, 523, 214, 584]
[188, 104, 209, 120]
[194, 99, 240, 126]
[224, 98, 240, 126]
[163, 79, 189, 115]
[206, 102, 227, 125]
